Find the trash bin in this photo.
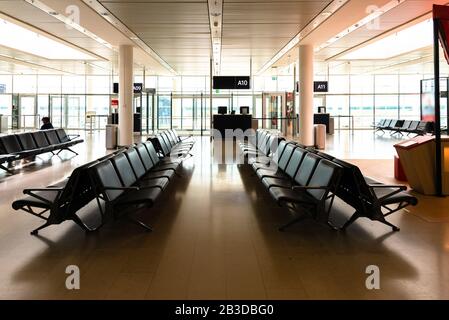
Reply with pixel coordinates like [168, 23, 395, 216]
[328, 117, 335, 135]
[0, 115, 8, 133]
[106, 124, 118, 149]
[314, 124, 326, 150]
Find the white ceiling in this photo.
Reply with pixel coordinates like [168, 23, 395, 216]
[0, 0, 449, 76]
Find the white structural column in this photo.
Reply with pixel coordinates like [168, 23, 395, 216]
[298, 45, 314, 146]
[118, 45, 134, 146]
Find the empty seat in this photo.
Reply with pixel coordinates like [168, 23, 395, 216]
[333, 158, 418, 231]
[111, 153, 169, 191]
[269, 159, 343, 230]
[12, 159, 102, 234]
[91, 160, 162, 231]
[257, 145, 305, 180]
[262, 152, 320, 189]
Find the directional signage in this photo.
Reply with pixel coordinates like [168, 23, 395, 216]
[314, 81, 329, 92]
[213, 76, 251, 90]
[113, 83, 143, 94]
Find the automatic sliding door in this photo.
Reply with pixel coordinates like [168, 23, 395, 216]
[50, 95, 63, 128]
[157, 94, 171, 130]
[182, 97, 194, 131]
[67, 96, 84, 129]
[19, 95, 37, 129]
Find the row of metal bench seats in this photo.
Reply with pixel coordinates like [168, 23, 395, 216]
[250, 140, 418, 232]
[12, 140, 183, 235]
[375, 119, 433, 136]
[238, 129, 283, 161]
[0, 129, 83, 174]
[150, 129, 195, 159]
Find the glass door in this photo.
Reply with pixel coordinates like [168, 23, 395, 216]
[182, 96, 194, 131]
[157, 94, 172, 130]
[140, 91, 156, 135]
[19, 95, 37, 129]
[67, 96, 83, 129]
[264, 93, 283, 130]
[50, 95, 63, 128]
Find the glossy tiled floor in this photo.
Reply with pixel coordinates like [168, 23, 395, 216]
[0, 130, 449, 299]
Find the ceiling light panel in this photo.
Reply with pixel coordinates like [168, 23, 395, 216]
[23, 0, 113, 51]
[208, 0, 223, 76]
[338, 19, 433, 60]
[0, 16, 98, 60]
[315, 0, 406, 53]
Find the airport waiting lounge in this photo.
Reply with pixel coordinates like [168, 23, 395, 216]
[2, 0, 449, 309]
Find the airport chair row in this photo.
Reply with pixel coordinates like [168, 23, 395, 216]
[251, 142, 343, 230]
[297, 148, 418, 231]
[375, 119, 432, 136]
[90, 141, 182, 231]
[151, 129, 195, 159]
[239, 129, 283, 163]
[11, 150, 122, 235]
[0, 129, 83, 174]
[12, 141, 183, 235]
[251, 143, 418, 232]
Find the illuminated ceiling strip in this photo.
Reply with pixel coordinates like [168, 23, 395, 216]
[366, 55, 433, 74]
[256, 0, 349, 75]
[337, 19, 433, 60]
[0, 53, 76, 75]
[315, 0, 406, 53]
[81, 0, 177, 75]
[208, 0, 223, 76]
[23, 0, 110, 57]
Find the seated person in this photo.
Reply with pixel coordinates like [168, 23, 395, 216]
[40, 117, 54, 130]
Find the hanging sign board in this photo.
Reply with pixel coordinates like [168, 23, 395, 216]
[213, 76, 251, 90]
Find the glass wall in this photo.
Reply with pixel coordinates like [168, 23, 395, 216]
[314, 73, 427, 129]
[0, 72, 430, 131]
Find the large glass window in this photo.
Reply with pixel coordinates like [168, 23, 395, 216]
[350, 95, 374, 128]
[0, 75, 12, 93]
[86, 76, 110, 94]
[327, 95, 350, 129]
[38, 75, 61, 94]
[375, 95, 399, 121]
[375, 75, 398, 94]
[399, 94, 420, 120]
[399, 75, 422, 94]
[157, 95, 171, 129]
[13, 75, 37, 94]
[350, 75, 374, 94]
[328, 75, 349, 94]
[0, 94, 11, 115]
[62, 76, 85, 94]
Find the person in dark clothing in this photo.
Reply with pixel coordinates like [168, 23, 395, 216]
[40, 117, 54, 130]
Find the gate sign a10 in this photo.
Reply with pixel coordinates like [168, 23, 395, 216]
[213, 76, 251, 90]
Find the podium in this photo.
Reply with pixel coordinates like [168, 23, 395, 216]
[394, 136, 449, 195]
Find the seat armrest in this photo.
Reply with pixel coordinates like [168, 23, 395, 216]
[367, 184, 407, 202]
[367, 184, 407, 190]
[67, 134, 81, 140]
[103, 186, 140, 191]
[23, 188, 64, 205]
[292, 185, 328, 191]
